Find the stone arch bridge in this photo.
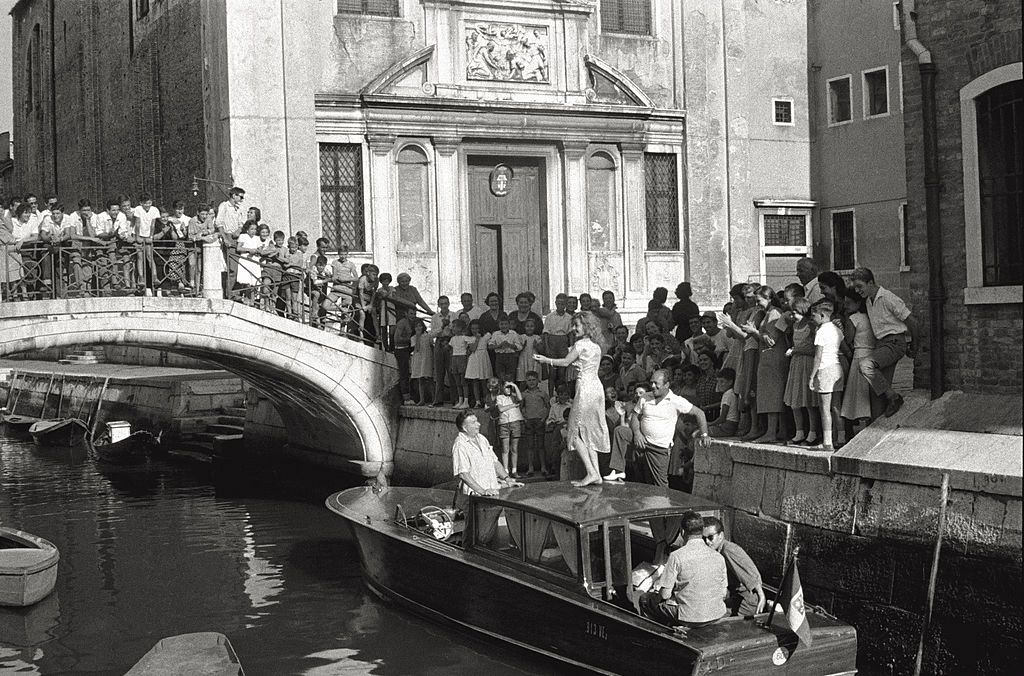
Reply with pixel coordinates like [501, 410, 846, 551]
[0, 298, 399, 477]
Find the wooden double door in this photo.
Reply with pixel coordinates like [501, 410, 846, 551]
[468, 158, 547, 313]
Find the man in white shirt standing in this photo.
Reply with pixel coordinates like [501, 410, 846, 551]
[60, 199, 101, 294]
[94, 199, 132, 292]
[631, 368, 711, 488]
[851, 267, 920, 418]
[132, 193, 160, 295]
[215, 186, 246, 288]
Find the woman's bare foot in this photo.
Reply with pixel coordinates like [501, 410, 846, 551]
[572, 475, 603, 487]
[752, 433, 776, 444]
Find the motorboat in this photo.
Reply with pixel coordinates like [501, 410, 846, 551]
[0, 527, 60, 607]
[125, 632, 245, 675]
[327, 482, 858, 675]
[29, 418, 90, 447]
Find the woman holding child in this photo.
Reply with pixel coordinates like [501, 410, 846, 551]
[533, 311, 610, 487]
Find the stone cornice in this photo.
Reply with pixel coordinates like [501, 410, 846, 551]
[420, 0, 594, 17]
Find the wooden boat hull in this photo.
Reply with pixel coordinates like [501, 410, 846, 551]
[2, 415, 40, 436]
[29, 418, 89, 447]
[90, 431, 161, 465]
[330, 487, 858, 676]
[125, 632, 244, 676]
[0, 528, 60, 608]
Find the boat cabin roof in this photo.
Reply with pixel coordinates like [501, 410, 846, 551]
[473, 482, 719, 527]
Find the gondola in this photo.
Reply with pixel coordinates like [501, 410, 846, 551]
[0, 527, 60, 608]
[125, 632, 245, 676]
[327, 482, 858, 675]
[88, 424, 162, 465]
[28, 418, 90, 447]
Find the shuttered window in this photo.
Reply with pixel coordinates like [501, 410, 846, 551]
[600, 0, 651, 35]
[644, 153, 679, 251]
[319, 143, 366, 251]
[337, 0, 399, 17]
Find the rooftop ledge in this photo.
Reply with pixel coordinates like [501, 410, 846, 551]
[710, 390, 1023, 498]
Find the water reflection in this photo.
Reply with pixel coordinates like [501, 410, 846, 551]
[0, 434, 561, 675]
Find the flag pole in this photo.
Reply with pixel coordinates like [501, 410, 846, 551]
[764, 545, 800, 628]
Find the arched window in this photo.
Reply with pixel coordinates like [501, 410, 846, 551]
[586, 151, 618, 251]
[960, 63, 1023, 303]
[396, 145, 430, 251]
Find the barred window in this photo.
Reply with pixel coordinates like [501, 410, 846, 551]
[600, 0, 651, 36]
[976, 79, 1022, 286]
[319, 143, 365, 251]
[773, 99, 793, 125]
[645, 153, 679, 251]
[337, 0, 399, 17]
[831, 210, 856, 270]
[764, 215, 806, 247]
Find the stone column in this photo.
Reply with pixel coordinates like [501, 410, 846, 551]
[433, 137, 462, 296]
[562, 141, 589, 293]
[367, 134, 396, 276]
[202, 241, 226, 299]
[620, 143, 647, 297]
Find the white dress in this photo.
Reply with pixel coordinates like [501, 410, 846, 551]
[236, 233, 262, 286]
[465, 333, 493, 380]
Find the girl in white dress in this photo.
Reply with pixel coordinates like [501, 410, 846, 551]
[516, 317, 543, 385]
[535, 312, 610, 487]
[464, 319, 493, 408]
[235, 220, 262, 304]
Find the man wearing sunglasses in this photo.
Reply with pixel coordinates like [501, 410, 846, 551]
[702, 516, 766, 618]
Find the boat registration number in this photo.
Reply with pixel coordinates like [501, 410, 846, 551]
[585, 621, 608, 640]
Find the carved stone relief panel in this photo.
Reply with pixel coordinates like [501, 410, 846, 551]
[397, 252, 439, 303]
[589, 252, 623, 299]
[465, 23, 549, 83]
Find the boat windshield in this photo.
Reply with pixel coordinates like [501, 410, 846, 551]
[473, 503, 580, 578]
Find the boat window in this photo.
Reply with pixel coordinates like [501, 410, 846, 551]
[588, 523, 630, 600]
[520, 513, 578, 577]
[473, 503, 523, 560]
[629, 516, 685, 565]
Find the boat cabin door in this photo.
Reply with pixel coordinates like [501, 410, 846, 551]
[585, 519, 633, 606]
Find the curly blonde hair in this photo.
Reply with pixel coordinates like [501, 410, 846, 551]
[576, 311, 610, 353]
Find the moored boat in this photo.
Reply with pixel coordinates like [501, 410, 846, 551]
[125, 632, 245, 676]
[88, 427, 162, 465]
[0, 528, 60, 607]
[1, 414, 41, 436]
[29, 418, 90, 447]
[327, 482, 858, 675]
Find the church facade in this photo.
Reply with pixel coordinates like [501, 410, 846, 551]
[11, 0, 812, 314]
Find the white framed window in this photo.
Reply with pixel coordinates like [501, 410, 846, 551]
[830, 209, 856, 272]
[898, 202, 910, 271]
[960, 62, 1023, 305]
[755, 199, 815, 289]
[862, 67, 890, 118]
[772, 98, 794, 126]
[827, 75, 853, 126]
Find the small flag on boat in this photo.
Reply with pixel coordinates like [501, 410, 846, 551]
[777, 548, 813, 646]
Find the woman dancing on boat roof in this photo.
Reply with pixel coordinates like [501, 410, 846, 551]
[534, 311, 610, 487]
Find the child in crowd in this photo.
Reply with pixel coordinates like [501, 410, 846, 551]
[259, 230, 285, 314]
[616, 349, 647, 399]
[809, 299, 845, 451]
[464, 319, 492, 408]
[708, 368, 739, 437]
[448, 319, 470, 409]
[601, 386, 627, 481]
[373, 273, 396, 350]
[680, 316, 705, 363]
[598, 355, 618, 391]
[520, 371, 550, 477]
[280, 237, 305, 320]
[783, 297, 819, 445]
[516, 319, 543, 388]
[841, 293, 876, 433]
[545, 384, 572, 479]
[486, 378, 525, 477]
[410, 319, 434, 406]
[609, 325, 631, 369]
[489, 316, 523, 384]
[393, 306, 417, 405]
[309, 255, 332, 325]
[678, 364, 700, 402]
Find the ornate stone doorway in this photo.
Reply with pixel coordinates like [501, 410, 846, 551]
[467, 156, 548, 314]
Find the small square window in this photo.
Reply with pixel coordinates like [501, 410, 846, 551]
[864, 68, 889, 117]
[828, 76, 852, 125]
[773, 99, 794, 125]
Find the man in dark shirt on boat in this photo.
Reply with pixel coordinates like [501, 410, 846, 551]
[639, 511, 727, 629]
[702, 516, 766, 618]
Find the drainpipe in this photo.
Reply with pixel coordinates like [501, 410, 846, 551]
[902, 0, 945, 399]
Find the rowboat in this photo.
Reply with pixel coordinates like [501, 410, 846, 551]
[88, 426, 162, 465]
[0, 528, 60, 607]
[327, 482, 858, 675]
[29, 418, 90, 447]
[1, 414, 41, 436]
[125, 632, 245, 676]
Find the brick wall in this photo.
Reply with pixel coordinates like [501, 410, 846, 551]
[11, 0, 206, 209]
[901, 1, 1023, 394]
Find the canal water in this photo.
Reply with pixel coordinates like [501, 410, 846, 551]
[0, 434, 564, 675]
